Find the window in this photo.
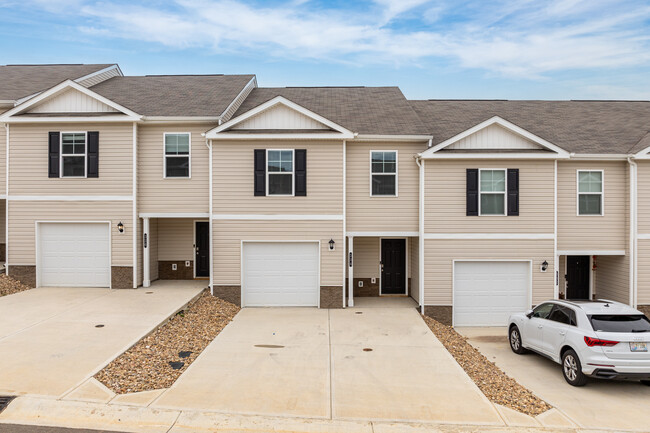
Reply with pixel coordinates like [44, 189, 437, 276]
[549, 305, 577, 326]
[589, 315, 650, 332]
[164, 133, 191, 178]
[267, 150, 294, 195]
[60, 132, 86, 177]
[479, 169, 506, 215]
[371, 151, 397, 196]
[531, 303, 554, 319]
[578, 170, 603, 215]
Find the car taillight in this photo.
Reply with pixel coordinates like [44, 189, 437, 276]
[584, 336, 619, 347]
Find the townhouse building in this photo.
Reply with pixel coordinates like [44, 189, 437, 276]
[0, 63, 648, 327]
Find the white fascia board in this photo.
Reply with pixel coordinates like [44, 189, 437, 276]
[426, 153, 568, 160]
[139, 212, 210, 218]
[5, 115, 141, 123]
[8, 195, 133, 201]
[142, 116, 221, 124]
[74, 64, 122, 83]
[210, 132, 353, 140]
[419, 116, 570, 159]
[425, 233, 554, 240]
[353, 134, 432, 142]
[205, 95, 354, 138]
[218, 76, 257, 119]
[212, 214, 343, 220]
[570, 154, 631, 160]
[0, 79, 142, 121]
[557, 249, 626, 256]
[347, 231, 419, 237]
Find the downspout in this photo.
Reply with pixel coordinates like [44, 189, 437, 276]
[342, 139, 347, 308]
[4, 124, 8, 275]
[205, 136, 214, 293]
[132, 122, 138, 288]
[627, 156, 637, 307]
[554, 159, 558, 299]
[415, 143, 427, 315]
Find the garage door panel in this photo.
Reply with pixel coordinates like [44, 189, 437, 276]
[454, 261, 530, 327]
[243, 242, 319, 307]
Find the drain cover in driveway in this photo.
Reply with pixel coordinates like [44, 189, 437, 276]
[0, 396, 15, 413]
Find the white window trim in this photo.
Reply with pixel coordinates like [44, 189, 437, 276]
[369, 150, 398, 197]
[576, 169, 604, 216]
[266, 149, 295, 197]
[478, 168, 507, 216]
[60, 131, 87, 178]
[163, 132, 192, 179]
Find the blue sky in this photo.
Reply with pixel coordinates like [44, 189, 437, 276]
[0, 0, 649, 100]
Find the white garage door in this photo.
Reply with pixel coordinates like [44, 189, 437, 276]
[454, 261, 530, 327]
[242, 242, 319, 307]
[38, 223, 111, 287]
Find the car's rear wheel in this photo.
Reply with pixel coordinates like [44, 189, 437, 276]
[562, 349, 587, 386]
[509, 325, 527, 354]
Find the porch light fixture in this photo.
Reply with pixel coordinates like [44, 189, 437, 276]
[117, 221, 124, 233]
[541, 260, 548, 272]
[329, 239, 335, 251]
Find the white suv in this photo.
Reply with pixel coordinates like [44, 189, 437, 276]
[508, 300, 650, 386]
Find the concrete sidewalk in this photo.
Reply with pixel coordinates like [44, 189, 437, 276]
[0, 283, 204, 398]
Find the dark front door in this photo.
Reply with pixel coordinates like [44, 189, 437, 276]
[381, 238, 406, 295]
[195, 222, 210, 278]
[566, 255, 590, 300]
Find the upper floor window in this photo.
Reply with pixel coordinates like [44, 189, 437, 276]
[267, 149, 294, 196]
[577, 170, 603, 215]
[61, 132, 87, 178]
[479, 169, 506, 215]
[371, 151, 397, 196]
[164, 133, 191, 178]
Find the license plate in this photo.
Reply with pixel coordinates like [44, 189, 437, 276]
[630, 342, 647, 352]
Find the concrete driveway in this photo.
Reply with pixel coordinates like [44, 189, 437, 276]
[0, 283, 204, 398]
[153, 305, 502, 425]
[459, 327, 650, 431]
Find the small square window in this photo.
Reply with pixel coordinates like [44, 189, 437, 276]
[60, 132, 86, 177]
[371, 151, 397, 196]
[577, 170, 603, 215]
[164, 133, 191, 178]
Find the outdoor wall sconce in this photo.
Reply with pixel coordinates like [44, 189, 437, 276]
[117, 221, 124, 233]
[541, 260, 548, 272]
[329, 239, 335, 251]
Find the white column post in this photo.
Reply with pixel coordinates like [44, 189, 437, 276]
[143, 217, 150, 288]
[348, 236, 354, 307]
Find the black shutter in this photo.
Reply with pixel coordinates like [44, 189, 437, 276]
[295, 149, 307, 196]
[48, 132, 60, 178]
[466, 169, 479, 216]
[87, 131, 99, 178]
[507, 168, 519, 216]
[254, 149, 266, 196]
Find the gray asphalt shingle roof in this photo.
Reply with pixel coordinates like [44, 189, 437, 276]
[90, 75, 255, 117]
[233, 87, 430, 135]
[410, 100, 650, 154]
[0, 64, 114, 101]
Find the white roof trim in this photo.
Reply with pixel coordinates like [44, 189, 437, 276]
[206, 95, 353, 138]
[74, 64, 123, 83]
[557, 250, 626, 256]
[218, 76, 257, 120]
[419, 116, 570, 159]
[0, 79, 142, 121]
[210, 132, 351, 140]
[353, 134, 431, 142]
[632, 132, 650, 158]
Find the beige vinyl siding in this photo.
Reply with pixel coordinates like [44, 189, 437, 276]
[149, 218, 159, 281]
[138, 125, 210, 213]
[213, 140, 343, 214]
[157, 219, 195, 261]
[7, 201, 132, 266]
[594, 255, 629, 304]
[353, 237, 379, 278]
[557, 161, 628, 251]
[213, 220, 343, 286]
[9, 123, 133, 195]
[410, 236, 419, 302]
[424, 159, 555, 233]
[637, 240, 650, 305]
[347, 142, 423, 232]
[423, 238, 554, 306]
[636, 161, 650, 234]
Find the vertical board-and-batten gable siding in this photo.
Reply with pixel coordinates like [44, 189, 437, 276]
[346, 141, 424, 232]
[424, 159, 554, 233]
[9, 123, 133, 195]
[28, 89, 119, 113]
[8, 201, 132, 266]
[446, 124, 544, 150]
[557, 161, 628, 251]
[76, 67, 122, 88]
[138, 125, 209, 213]
[423, 238, 554, 306]
[231, 104, 329, 130]
[594, 254, 629, 304]
[213, 140, 343, 214]
[213, 220, 343, 286]
[157, 218, 195, 261]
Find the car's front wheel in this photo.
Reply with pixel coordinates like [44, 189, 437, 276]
[509, 325, 527, 354]
[562, 349, 587, 386]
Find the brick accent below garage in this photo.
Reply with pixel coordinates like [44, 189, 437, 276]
[159, 261, 194, 280]
[111, 266, 133, 289]
[424, 306, 453, 326]
[212, 285, 241, 306]
[320, 286, 343, 308]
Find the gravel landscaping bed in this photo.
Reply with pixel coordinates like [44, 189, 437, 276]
[96, 291, 240, 394]
[0, 274, 32, 297]
[422, 315, 551, 416]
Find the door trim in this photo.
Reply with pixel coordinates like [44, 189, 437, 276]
[35, 221, 112, 289]
[451, 259, 533, 327]
[193, 220, 209, 279]
[240, 240, 321, 308]
[379, 237, 408, 296]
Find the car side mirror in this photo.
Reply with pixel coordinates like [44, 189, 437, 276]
[525, 309, 534, 319]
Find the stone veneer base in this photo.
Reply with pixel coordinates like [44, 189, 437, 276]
[212, 285, 241, 306]
[320, 286, 343, 309]
[159, 261, 194, 280]
[424, 306, 453, 326]
[111, 266, 133, 289]
[7, 265, 36, 288]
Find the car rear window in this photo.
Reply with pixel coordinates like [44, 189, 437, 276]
[589, 315, 650, 333]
